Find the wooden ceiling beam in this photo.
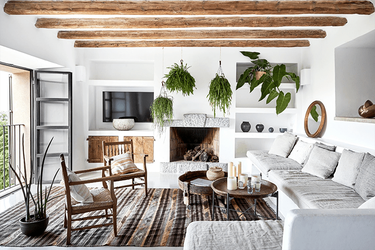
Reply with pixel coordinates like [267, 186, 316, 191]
[74, 40, 310, 48]
[58, 29, 326, 39]
[36, 16, 348, 29]
[5, 1, 374, 15]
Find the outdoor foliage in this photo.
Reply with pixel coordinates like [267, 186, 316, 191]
[0, 113, 9, 190]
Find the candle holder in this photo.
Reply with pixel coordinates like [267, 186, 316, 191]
[247, 179, 253, 194]
[227, 177, 237, 190]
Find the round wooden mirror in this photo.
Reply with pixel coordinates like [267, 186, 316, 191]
[304, 100, 326, 138]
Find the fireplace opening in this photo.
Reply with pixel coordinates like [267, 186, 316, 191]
[170, 127, 219, 162]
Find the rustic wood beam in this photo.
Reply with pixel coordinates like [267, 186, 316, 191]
[5, 1, 374, 15]
[36, 16, 348, 29]
[74, 40, 310, 48]
[58, 29, 326, 39]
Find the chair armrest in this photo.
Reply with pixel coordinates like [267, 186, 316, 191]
[282, 209, 375, 250]
[103, 155, 114, 163]
[69, 175, 116, 186]
[74, 166, 110, 174]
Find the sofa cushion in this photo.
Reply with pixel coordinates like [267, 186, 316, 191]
[358, 196, 375, 209]
[268, 133, 298, 157]
[111, 152, 139, 175]
[301, 146, 341, 179]
[288, 140, 314, 165]
[269, 170, 365, 209]
[315, 142, 336, 151]
[65, 168, 94, 203]
[247, 150, 302, 175]
[184, 220, 283, 250]
[332, 149, 364, 188]
[355, 153, 375, 200]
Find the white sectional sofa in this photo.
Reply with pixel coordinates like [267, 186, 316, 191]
[183, 133, 375, 250]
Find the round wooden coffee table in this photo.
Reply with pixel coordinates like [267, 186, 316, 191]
[178, 170, 227, 208]
[211, 177, 279, 220]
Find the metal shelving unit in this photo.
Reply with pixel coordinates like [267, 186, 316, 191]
[33, 71, 72, 182]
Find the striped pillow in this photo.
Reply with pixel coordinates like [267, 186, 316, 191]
[111, 152, 139, 175]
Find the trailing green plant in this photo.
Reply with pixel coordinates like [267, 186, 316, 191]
[164, 60, 196, 96]
[9, 135, 59, 222]
[236, 51, 300, 115]
[150, 84, 174, 134]
[207, 62, 233, 117]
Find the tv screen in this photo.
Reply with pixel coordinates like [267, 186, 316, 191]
[103, 91, 154, 122]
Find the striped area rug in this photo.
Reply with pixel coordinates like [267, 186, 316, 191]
[0, 186, 276, 247]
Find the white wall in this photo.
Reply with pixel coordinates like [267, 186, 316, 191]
[298, 11, 375, 150]
[77, 47, 303, 171]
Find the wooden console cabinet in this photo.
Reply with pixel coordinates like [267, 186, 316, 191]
[87, 135, 154, 163]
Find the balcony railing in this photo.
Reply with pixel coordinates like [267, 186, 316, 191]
[1, 124, 24, 192]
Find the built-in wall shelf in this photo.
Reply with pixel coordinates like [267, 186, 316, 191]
[235, 132, 281, 139]
[88, 129, 154, 136]
[235, 108, 297, 114]
[335, 117, 375, 124]
[88, 80, 154, 87]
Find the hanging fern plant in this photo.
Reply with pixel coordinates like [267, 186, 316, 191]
[164, 60, 196, 96]
[150, 83, 173, 134]
[207, 61, 233, 117]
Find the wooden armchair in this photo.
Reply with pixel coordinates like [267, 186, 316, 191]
[102, 139, 148, 196]
[60, 154, 117, 245]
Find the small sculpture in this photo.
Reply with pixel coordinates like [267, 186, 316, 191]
[358, 100, 375, 118]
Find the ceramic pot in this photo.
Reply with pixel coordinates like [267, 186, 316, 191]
[268, 127, 274, 133]
[279, 128, 288, 133]
[206, 166, 225, 181]
[256, 124, 264, 132]
[241, 121, 251, 132]
[20, 215, 49, 236]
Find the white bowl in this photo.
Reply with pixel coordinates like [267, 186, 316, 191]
[112, 118, 135, 131]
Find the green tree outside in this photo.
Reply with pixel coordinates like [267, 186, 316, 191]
[0, 113, 9, 189]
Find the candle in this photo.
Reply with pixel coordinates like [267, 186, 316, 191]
[228, 162, 234, 177]
[238, 173, 248, 189]
[227, 177, 237, 190]
[237, 162, 242, 178]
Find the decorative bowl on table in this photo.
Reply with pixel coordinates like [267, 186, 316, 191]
[112, 118, 135, 131]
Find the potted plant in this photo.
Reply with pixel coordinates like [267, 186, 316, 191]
[164, 60, 196, 96]
[9, 135, 59, 236]
[207, 61, 233, 117]
[236, 51, 300, 114]
[150, 83, 174, 134]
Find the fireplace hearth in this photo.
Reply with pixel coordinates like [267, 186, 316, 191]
[170, 127, 219, 162]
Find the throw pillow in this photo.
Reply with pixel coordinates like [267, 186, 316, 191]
[315, 142, 336, 151]
[288, 140, 314, 165]
[358, 196, 375, 209]
[268, 133, 298, 158]
[111, 152, 139, 175]
[355, 153, 375, 200]
[66, 168, 94, 203]
[332, 149, 365, 188]
[301, 145, 341, 179]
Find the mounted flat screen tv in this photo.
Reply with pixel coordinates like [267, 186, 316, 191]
[102, 91, 154, 122]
